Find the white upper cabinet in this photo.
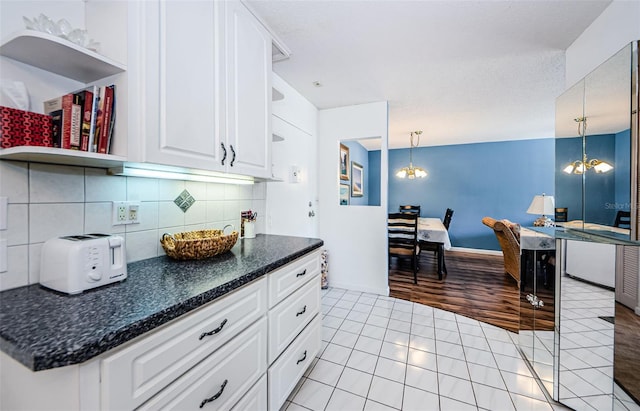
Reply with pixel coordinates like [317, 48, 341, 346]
[132, 0, 272, 177]
[135, 0, 225, 172]
[224, 1, 273, 178]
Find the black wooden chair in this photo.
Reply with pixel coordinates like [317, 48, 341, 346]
[555, 207, 568, 223]
[614, 210, 631, 228]
[388, 212, 420, 284]
[399, 205, 421, 215]
[420, 208, 454, 276]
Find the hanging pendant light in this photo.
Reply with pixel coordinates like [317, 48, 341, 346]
[563, 117, 614, 174]
[396, 131, 428, 179]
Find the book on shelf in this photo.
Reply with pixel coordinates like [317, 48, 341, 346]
[79, 86, 98, 152]
[43, 94, 79, 149]
[70, 92, 83, 150]
[49, 109, 63, 148]
[97, 85, 115, 155]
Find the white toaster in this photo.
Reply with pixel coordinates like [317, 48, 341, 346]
[40, 234, 127, 294]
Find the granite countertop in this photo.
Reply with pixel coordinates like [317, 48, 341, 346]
[0, 234, 323, 371]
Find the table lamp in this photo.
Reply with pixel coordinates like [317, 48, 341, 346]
[527, 193, 555, 227]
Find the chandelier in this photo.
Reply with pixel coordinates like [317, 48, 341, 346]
[563, 117, 614, 174]
[396, 131, 427, 179]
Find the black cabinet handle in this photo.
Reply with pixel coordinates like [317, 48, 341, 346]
[199, 319, 228, 340]
[296, 269, 307, 278]
[296, 305, 307, 317]
[221, 143, 227, 166]
[199, 379, 228, 408]
[230, 145, 236, 167]
[296, 350, 307, 365]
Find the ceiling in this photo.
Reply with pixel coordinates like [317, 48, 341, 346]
[247, 0, 612, 149]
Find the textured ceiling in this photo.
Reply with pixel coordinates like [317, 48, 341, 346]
[247, 0, 612, 149]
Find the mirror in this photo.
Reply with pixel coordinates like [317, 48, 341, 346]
[554, 40, 640, 411]
[338, 137, 381, 206]
[556, 43, 633, 241]
[557, 236, 616, 410]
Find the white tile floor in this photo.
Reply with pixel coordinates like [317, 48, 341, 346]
[283, 287, 571, 411]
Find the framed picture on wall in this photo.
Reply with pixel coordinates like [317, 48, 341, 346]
[339, 143, 350, 180]
[339, 183, 350, 205]
[351, 162, 363, 197]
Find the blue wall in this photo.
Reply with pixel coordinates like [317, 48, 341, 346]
[386, 139, 555, 251]
[343, 140, 369, 206]
[368, 150, 381, 206]
[615, 129, 631, 213]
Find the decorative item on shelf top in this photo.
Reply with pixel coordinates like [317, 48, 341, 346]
[160, 227, 238, 260]
[23, 14, 100, 52]
[527, 193, 555, 227]
[396, 131, 427, 179]
[563, 117, 614, 174]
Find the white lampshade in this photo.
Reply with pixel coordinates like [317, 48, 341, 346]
[526, 194, 555, 216]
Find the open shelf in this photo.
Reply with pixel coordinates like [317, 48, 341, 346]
[0, 30, 126, 83]
[0, 146, 126, 168]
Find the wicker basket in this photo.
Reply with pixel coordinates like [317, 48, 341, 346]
[161, 229, 238, 260]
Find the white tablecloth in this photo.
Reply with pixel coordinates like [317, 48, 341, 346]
[417, 218, 452, 250]
[520, 227, 555, 251]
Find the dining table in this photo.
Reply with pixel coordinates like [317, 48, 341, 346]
[417, 217, 452, 280]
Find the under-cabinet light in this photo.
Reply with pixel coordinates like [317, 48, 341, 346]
[108, 165, 254, 185]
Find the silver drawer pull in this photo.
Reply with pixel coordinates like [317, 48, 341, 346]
[296, 350, 307, 365]
[199, 379, 228, 408]
[296, 305, 307, 317]
[296, 269, 307, 277]
[199, 319, 228, 340]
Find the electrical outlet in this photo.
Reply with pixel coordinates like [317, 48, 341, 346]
[113, 202, 141, 225]
[129, 204, 140, 224]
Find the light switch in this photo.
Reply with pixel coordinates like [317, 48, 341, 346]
[0, 196, 7, 230]
[0, 239, 7, 273]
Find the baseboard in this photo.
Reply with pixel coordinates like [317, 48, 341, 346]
[328, 281, 389, 297]
[450, 246, 502, 256]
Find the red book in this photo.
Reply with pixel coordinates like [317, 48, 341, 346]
[43, 94, 74, 149]
[97, 85, 115, 154]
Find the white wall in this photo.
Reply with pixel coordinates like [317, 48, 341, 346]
[317, 102, 389, 295]
[565, 0, 640, 88]
[266, 73, 319, 237]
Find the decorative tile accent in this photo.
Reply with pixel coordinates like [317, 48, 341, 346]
[174, 189, 195, 212]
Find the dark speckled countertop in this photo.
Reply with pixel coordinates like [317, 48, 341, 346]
[0, 234, 323, 371]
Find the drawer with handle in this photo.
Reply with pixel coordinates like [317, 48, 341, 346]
[268, 277, 320, 364]
[268, 250, 320, 308]
[101, 277, 267, 410]
[267, 314, 321, 411]
[138, 318, 267, 410]
[230, 375, 267, 411]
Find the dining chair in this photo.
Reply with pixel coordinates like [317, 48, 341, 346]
[555, 207, 568, 223]
[420, 208, 454, 276]
[399, 205, 421, 215]
[614, 210, 631, 228]
[388, 212, 420, 284]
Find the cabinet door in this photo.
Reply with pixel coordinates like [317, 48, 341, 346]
[225, 1, 272, 178]
[143, 0, 226, 171]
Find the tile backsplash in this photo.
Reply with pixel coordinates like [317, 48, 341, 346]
[0, 160, 266, 291]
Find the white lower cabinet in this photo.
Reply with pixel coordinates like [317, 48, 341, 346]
[138, 318, 267, 410]
[268, 278, 320, 364]
[266, 249, 322, 410]
[231, 375, 267, 411]
[268, 314, 321, 410]
[101, 277, 268, 410]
